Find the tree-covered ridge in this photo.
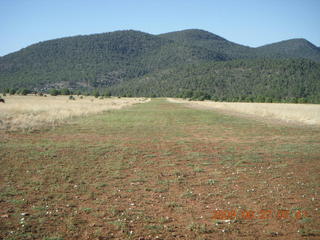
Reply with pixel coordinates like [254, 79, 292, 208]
[110, 58, 320, 103]
[159, 29, 256, 59]
[256, 38, 320, 62]
[0, 30, 225, 90]
[159, 29, 320, 61]
[0, 29, 320, 103]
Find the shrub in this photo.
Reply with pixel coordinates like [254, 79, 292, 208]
[9, 89, 16, 95]
[19, 88, 31, 95]
[103, 90, 111, 97]
[69, 95, 75, 100]
[210, 96, 219, 101]
[61, 88, 71, 95]
[93, 90, 100, 98]
[264, 97, 273, 103]
[298, 98, 307, 103]
[49, 89, 60, 96]
[180, 90, 193, 99]
[191, 91, 211, 101]
[75, 90, 82, 96]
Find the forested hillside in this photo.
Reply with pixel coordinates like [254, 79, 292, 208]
[0, 30, 226, 90]
[256, 38, 320, 62]
[159, 29, 320, 61]
[110, 58, 320, 103]
[1, 29, 320, 102]
[159, 29, 256, 59]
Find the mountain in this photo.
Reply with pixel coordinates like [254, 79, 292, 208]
[256, 38, 320, 62]
[0, 29, 320, 103]
[0, 30, 226, 90]
[159, 29, 320, 61]
[159, 29, 256, 59]
[110, 58, 320, 103]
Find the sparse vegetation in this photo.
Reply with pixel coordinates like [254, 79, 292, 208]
[0, 99, 319, 239]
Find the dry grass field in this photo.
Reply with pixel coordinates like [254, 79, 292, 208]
[0, 99, 319, 239]
[167, 98, 320, 125]
[0, 95, 149, 131]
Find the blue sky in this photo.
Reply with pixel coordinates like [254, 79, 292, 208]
[1, 0, 319, 56]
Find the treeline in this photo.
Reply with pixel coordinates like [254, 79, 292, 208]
[48, 88, 112, 98]
[177, 89, 311, 103]
[1, 87, 112, 98]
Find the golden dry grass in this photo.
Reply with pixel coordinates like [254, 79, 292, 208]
[167, 98, 320, 125]
[0, 95, 149, 130]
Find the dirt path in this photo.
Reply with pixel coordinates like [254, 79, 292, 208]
[1, 99, 319, 239]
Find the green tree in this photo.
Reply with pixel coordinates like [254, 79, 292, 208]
[103, 89, 112, 97]
[93, 90, 100, 98]
[9, 89, 16, 95]
[49, 89, 60, 96]
[61, 88, 71, 95]
[19, 88, 30, 95]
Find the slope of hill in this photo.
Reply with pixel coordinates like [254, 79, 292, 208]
[110, 58, 320, 103]
[256, 38, 320, 62]
[0, 30, 226, 90]
[159, 29, 256, 59]
[0, 29, 320, 102]
[159, 29, 320, 61]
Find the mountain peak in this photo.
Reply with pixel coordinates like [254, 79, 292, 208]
[256, 37, 320, 61]
[259, 38, 317, 49]
[159, 29, 226, 42]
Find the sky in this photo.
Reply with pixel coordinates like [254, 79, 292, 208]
[0, 0, 319, 56]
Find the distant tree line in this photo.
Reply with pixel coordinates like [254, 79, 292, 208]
[47, 88, 112, 98]
[1, 87, 317, 104]
[177, 89, 311, 103]
[1, 87, 113, 98]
